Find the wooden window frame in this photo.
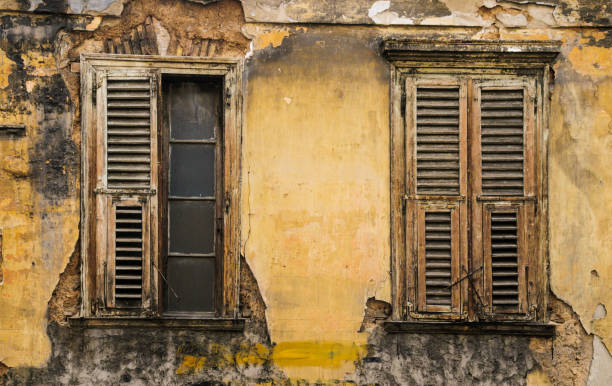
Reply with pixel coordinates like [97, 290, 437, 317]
[80, 54, 243, 319]
[386, 40, 559, 324]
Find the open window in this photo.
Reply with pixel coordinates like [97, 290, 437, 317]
[80, 55, 242, 319]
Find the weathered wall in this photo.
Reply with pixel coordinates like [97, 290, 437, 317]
[0, 0, 611, 384]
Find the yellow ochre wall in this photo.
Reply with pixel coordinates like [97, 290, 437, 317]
[243, 29, 391, 380]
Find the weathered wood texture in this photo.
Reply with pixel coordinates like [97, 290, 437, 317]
[387, 40, 558, 324]
[80, 55, 243, 319]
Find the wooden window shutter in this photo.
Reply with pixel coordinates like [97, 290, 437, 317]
[94, 71, 159, 312]
[471, 79, 536, 317]
[405, 77, 468, 317]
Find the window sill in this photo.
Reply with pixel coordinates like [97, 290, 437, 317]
[383, 321, 555, 337]
[68, 317, 245, 331]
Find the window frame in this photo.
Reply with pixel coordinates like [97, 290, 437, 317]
[80, 54, 243, 320]
[386, 40, 559, 324]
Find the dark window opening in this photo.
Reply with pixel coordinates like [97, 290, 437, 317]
[162, 76, 223, 314]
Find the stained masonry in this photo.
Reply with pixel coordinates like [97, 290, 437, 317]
[0, 0, 611, 384]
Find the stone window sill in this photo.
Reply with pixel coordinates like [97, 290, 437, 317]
[383, 321, 555, 337]
[68, 317, 245, 331]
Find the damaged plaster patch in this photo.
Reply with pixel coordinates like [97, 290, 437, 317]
[496, 12, 528, 26]
[593, 304, 607, 320]
[368, 1, 414, 25]
[67, 0, 124, 15]
[151, 18, 170, 56]
[368, 1, 391, 19]
[588, 336, 612, 385]
[47, 240, 80, 326]
[359, 297, 391, 332]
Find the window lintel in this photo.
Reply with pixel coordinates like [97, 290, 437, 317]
[382, 39, 560, 67]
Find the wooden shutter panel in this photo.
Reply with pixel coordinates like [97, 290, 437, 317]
[416, 205, 461, 313]
[416, 87, 461, 196]
[480, 89, 524, 196]
[482, 206, 527, 313]
[472, 80, 535, 318]
[107, 199, 151, 309]
[106, 78, 153, 189]
[406, 77, 467, 318]
[95, 71, 158, 313]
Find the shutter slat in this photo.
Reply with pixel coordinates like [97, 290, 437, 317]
[481, 89, 524, 196]
[425, 211, 452, 307]
[106, 78, 152, 189]
[416, 87, 460, 195]
[114, 205, 143, 306]
[490, 211, 520, 308]
[107, 91, 150, 100]
[107, 101, 150, 108]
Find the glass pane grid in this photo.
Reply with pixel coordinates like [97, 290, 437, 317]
[165, 78, 221, 313]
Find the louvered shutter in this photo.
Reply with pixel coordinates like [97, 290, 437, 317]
[405, 78, 467, 316]
[94, 71, 158, 312]
[106, 78, 153, 189]
[472, 80, 535, 316]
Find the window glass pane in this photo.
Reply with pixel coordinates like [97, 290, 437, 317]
[169, 81, 219, 140]
[169, 200, 215, 254]
[170, 144, 215, 197]
[167, 257, 215, 312]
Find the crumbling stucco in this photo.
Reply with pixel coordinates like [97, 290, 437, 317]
[239, 0, 611, 26]
[529, 296, 594, 385]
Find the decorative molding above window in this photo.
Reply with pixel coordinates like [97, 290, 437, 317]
[382, 39, 560, 67]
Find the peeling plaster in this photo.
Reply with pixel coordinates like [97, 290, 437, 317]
[588, 336, 612, 386]
[594, 304, 607, 320]
[368, 1, 415, 25]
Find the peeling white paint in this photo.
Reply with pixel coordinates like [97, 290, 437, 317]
[421, 12, 487, 27]
[588, 335, 612, 386]
[496, 12, 528, 27]
[28, 0, 44, 12]
[367, 1, 414, 25]
[245, 40, 255, 60]
[368, 1, 391, 19]
[151, 18, 170, 56]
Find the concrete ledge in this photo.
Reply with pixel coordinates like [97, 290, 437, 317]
[383, 321, 555, 337]
[68, 317, 246, 331]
